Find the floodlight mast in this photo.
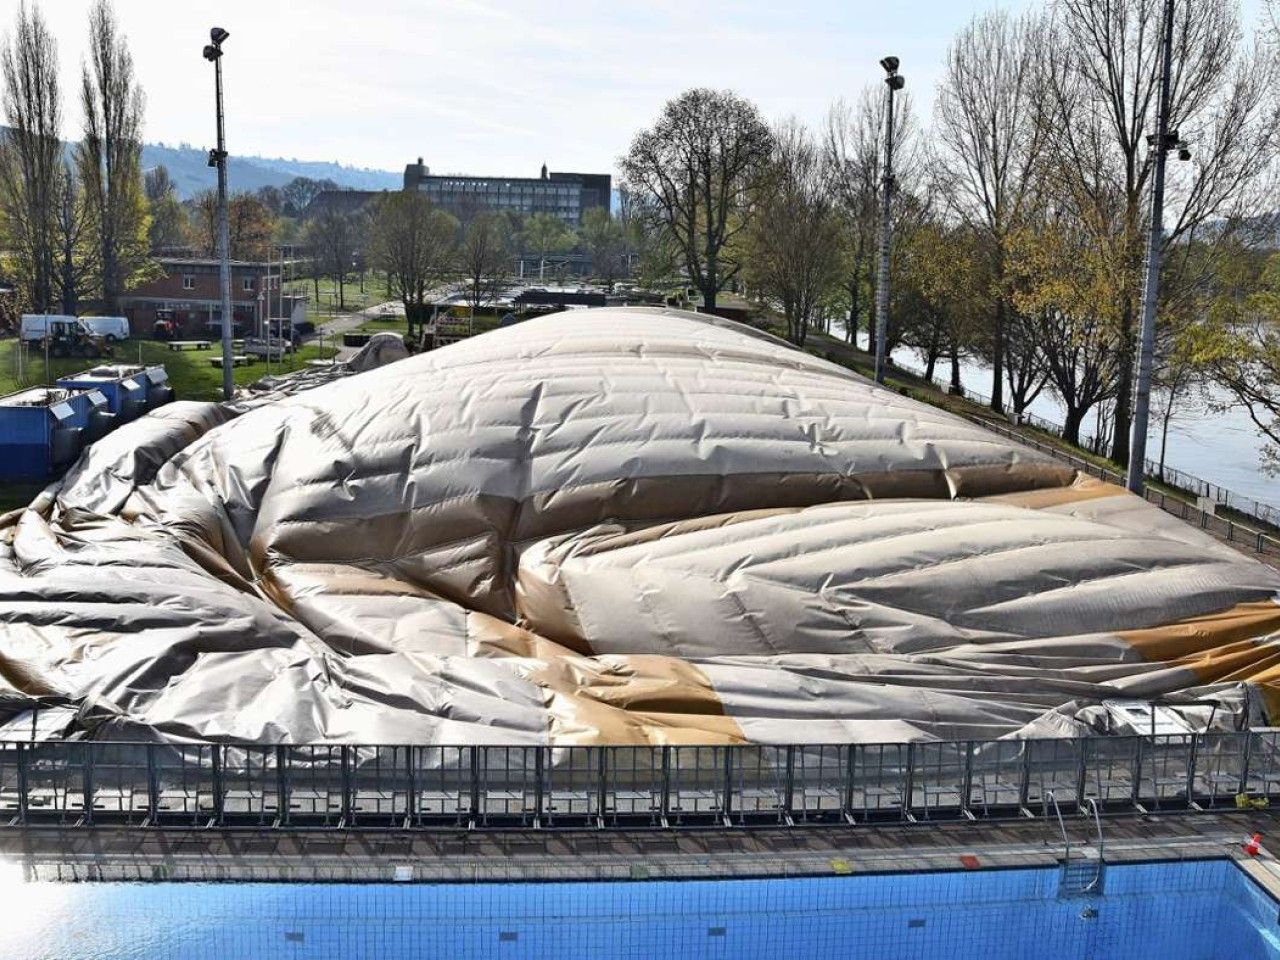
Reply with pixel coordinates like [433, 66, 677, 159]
[204, 28, 233, 400]
[873, 56, 903, 385]
[1127, 0, 1189, 495]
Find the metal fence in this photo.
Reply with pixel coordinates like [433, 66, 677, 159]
[973, 418, 1280, 560]
[3, 732, 1280, 831]
[883, 354, 1280, 536]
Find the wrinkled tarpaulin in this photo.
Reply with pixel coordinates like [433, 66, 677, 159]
[1, 309, 1278, 745]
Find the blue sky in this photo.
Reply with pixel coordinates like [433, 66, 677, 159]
[32, 0, 1272, 177]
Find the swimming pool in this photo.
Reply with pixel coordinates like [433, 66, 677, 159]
[0, 858, 1275, 959]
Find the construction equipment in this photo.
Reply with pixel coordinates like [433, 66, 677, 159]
[43, 318, 113, 359]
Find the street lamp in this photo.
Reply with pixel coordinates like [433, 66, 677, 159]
[203, 27, 233, 400]
[874, 56, 904, 385]
[1126, 0, 1190, 495]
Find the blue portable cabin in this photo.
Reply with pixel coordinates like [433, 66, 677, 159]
[0, 386, 109, 481]
[55, 364, 149, 421]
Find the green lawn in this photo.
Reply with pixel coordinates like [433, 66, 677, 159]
[301, 273, 393, 319]
[0, 336, 342, 404]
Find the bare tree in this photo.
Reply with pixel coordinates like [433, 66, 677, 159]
[745, 120, 843, 347]
[457, 211, 509, 325]
[1042, 0, 1279, 464]
[825, 89, 919, 350]
[0, 2, 61, 312]
[580, 207, 628, 289]
[78, 0, 149, 312]
[935, 8, 1049, 414]
[621, 88, 772, 310]
[369, 192, 457, 340]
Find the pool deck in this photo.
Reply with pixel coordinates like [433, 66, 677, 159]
[4, 810, 1280, 884]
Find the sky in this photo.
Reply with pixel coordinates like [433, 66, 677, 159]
[31, 0, 1272, 178]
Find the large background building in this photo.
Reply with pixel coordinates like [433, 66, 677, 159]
[402, 159, 610, 227]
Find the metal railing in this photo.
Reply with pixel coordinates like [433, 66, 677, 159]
[881, 353, 1280, 535]
[972, 417, 1280, 560]
[2, 731, 1280, 832]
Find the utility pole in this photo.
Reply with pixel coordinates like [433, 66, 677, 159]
[203, 28, 232, 400]
[874, 56, 904, 385]
[1126, 0, 1188, 495]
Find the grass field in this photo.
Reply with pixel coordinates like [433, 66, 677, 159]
[0, 336, 342, 404]
[301, 273, 393, 319]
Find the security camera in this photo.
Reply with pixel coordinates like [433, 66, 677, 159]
[202, 44, 221, 61]
[880, 56, 900, 74]
[210, 27, 229, 44]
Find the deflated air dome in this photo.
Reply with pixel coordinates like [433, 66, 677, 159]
[1, 307, 1278, 744]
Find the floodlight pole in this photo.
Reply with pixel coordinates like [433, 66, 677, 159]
[205, 29, 233, 400]
[1126, 0, 1175, 495]
[874, 58, 903, 385]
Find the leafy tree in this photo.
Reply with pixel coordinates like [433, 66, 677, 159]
[580, 207, 628, 289]
[192, 190, 274, 260]
[0, 2, 61, 312]
[744, 120, 842, 347]
[144, 164, 186, 252]
[621, 88, 772, 310]
[520, 212, 571, 281]
[77, 0, 151, 311]
[369, 191, 457, 340]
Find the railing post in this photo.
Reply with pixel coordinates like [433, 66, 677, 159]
[722, 747, 734, 825]
[1184, 734, 1198, 807]
[659, 746, 671, 826]
[1241, 731, 1254, 798]
[533, 746, 545, 827]
[961, 742, 974, 818]
[340, 745, 353, 827]
[469, 746, 481, 827]
[16, 742, 28, 825]
[1074, 741, 1087, 810]
[146, 744, 160, 826]
[404, 746, 416, 829]
[844, 744, 857, 823]
[82, 742, 94, 826]
[1018, 741, 1031, 812]
[596, 748, 608, 827]
[783, 745, 796, 824]
[1131, 737, 1145, 811]
[275, 745, 289, 827]
[211, 744, 224, 827]
[902, 743, 915, 821]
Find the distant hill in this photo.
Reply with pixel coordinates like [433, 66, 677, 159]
[141, 142, 400, 199]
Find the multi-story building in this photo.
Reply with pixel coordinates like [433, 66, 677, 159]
[118, 258, 307, 337]
[402, 159, 610, 227]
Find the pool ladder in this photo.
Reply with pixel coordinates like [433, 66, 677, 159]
[1048, 791, 1106, 897]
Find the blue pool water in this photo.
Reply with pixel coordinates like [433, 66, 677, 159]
[0, 858, 1276, 959]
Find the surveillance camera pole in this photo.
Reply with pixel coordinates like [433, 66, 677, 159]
[1126, 0, 1175, 495]
[874, 59, 902, 386]
[206, 29, 233, 400]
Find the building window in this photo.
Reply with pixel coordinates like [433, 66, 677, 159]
[182, 275, 195, 290]
[243, 277, 255, 292]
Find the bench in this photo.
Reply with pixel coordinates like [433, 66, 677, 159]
[208, 354, 250, 368]
[167, 340, 211, 351]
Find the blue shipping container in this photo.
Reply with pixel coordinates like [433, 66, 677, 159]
[0, 387, 108, 481]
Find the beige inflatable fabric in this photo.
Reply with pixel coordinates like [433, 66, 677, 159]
[0, 307, 1277, 745]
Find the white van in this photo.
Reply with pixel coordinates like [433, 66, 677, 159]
[79, 316, 130, 341]
[20, 314, 79, 346]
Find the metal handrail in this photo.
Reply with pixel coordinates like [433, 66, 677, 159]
[1046, 790, 1071, 864]
[1083, 797, 1105, 893]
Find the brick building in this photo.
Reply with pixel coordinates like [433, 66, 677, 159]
[119, 258, 306, 337]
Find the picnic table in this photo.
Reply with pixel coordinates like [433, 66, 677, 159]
[208, 354, 250, 368]
[167, 340, 212, 351]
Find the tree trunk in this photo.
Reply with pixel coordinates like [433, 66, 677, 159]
[990, 297, 1005, 414]
[949, 343, 962, 395]
[1111, 297, 1135, 466]
[924, 317, 942, 382]
[1063, 405, 1087, 447]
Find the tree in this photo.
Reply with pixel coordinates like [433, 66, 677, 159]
[1042, 0, 1279, 465]
[744, 120, 842, 347]
[621, 88, 772, 310]
[192, 190, 274, 260]
[144, 164, 186, 252]
[369, 191, 457, 340]
[54, 161, 94, 315]
[617, 187, 679, 291]
[0, 2, 61, 313]
[520, 212, 571, 281]
[825, 89, 918, 349]
[457, 211, 509, 325]
[282, 176, 340, 218]
[935, 9, 1049, 414]
[580, 207, 628, 289]
[307, 209, 359, 310]
[77, 0, 150, 312]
